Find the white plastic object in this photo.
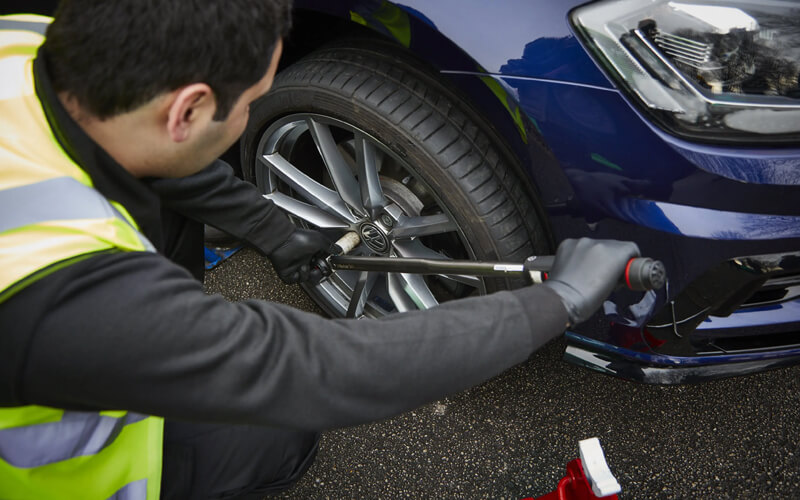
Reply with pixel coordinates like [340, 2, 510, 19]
[579, 438, 622, 497]
[335, 232, 361, 255]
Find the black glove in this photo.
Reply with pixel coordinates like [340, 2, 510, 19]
[543, 238, 641, 326]
[268, 229, 336, 284]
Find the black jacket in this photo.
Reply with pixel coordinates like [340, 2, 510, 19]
[0, 50, 569, 431]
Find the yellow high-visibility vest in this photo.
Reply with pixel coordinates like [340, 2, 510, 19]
[0, 15, 163, 500]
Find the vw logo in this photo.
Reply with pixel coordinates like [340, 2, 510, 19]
[359, 223, 389, 253]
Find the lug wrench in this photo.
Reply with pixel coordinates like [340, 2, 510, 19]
[318, 232, 666, 291]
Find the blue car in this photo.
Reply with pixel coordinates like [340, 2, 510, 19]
[240, 0, 800, 384]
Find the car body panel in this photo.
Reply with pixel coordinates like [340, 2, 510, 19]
[297, 0, 612, 85]
[290, 0, 800, 382]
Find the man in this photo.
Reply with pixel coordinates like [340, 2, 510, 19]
[0, 1, 640, 499]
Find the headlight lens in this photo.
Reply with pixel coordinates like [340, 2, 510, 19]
[571, 0, 800, 144]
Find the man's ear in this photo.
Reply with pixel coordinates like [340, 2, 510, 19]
[166, 83, 216, 143]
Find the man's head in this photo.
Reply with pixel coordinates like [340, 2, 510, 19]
[43, 0, 292, 177]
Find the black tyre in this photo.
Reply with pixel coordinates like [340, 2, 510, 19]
[242, 44, 548, 318]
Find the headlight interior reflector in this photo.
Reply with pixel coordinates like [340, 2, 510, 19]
[571, 0, 800, 143]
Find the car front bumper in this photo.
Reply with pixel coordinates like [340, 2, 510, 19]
[496, 74, 800, 380]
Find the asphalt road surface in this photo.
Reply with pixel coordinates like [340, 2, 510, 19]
[204, 248, 800, 499]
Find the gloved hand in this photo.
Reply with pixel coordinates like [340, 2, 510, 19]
[543, 238, 641, 326]
[268, 228, 336, 284]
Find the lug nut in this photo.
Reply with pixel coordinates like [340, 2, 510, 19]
[380, 214, 394, 227]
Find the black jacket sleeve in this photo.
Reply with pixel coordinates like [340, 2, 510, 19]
[0, 251, 567, 431]
[146, 160, 296, 255]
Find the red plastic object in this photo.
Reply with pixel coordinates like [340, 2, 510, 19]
[523, 458, 620, 500]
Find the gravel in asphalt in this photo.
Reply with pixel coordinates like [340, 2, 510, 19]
[204, 248, 800, 499]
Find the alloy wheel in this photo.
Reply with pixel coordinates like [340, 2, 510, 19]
[254, 113, 485, 318]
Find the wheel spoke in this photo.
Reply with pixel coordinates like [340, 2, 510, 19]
[346, 271, 377, 318]
[263, 193, 350, 229]
[393, 239, 447, 260]
[393, 239, 482, 288]
[354, 133, 387, 219]
[259, 153, 357, 223]
[387, 272, 438, 311]
[307, 118, 365, 216]
[392, 213, 457, 239]
[386, 274, 416, 312]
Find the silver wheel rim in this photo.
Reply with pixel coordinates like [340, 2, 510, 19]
[255, 113, 486, 318]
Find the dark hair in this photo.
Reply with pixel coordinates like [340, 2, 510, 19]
[43, 0, 292, 120]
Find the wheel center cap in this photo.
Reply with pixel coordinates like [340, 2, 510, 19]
[359, 223, 389, 253]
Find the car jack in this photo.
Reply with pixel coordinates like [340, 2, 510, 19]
[524, 438, 622, 500]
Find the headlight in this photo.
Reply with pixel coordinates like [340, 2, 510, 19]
[571, 0, 800, 144]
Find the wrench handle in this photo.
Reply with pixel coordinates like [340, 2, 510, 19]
[524, 256, 666, 291]
[623, 257, 666, 291]
[317, 232, 666, 291]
